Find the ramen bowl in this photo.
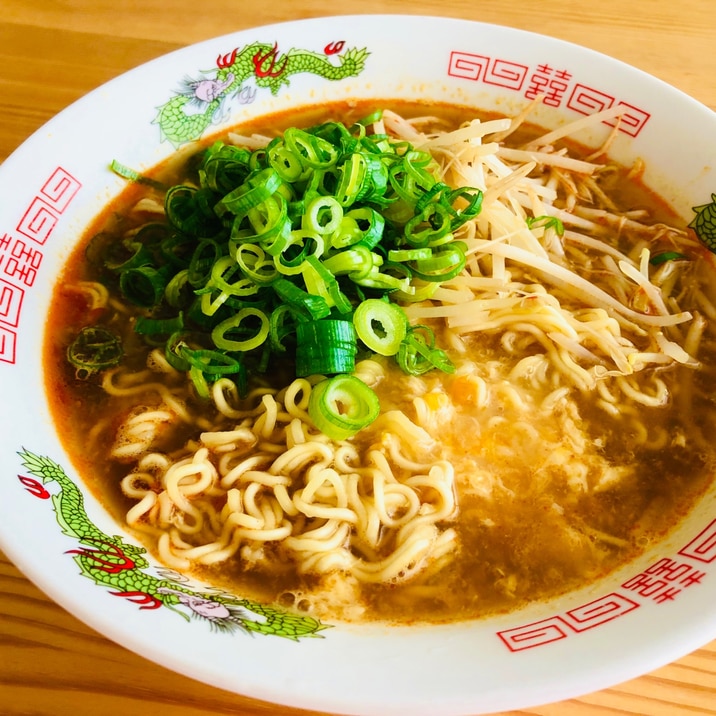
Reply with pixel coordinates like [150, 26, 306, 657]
[1, 14, 715, 716]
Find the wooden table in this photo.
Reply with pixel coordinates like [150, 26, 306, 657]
[1, 1, 715, 714]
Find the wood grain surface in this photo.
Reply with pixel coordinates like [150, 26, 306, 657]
[1, 1, 715, 714]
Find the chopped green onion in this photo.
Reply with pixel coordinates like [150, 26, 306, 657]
[404, 203, 453, 247]
[215, 167, 283, 219]
[119, 265, 171, 308]
[322, 246, 375, 277]
[284, 127, 338, 170]
[134, 313, 184, 336]
[233, 243, 278, 285]
[165, 332, 192, 371]
[273, 230, 325, 275]
[348, 206, 384, 249]
[240, 194, 290, 246]
[388, 247, 432, 262]
[164, 269, 193, 308]
[200, 142, 252, 193]
[110, 160, 165, 190]
[397, 325, 454, 375]
[67, 326, 123, 378]
[329, 215, 363, 249]
[650, 251, 689, 265]
[355, 109, 384, 126]
[211, 308, 270, 352]
[334, 153, 367, 207]
[268, 143, 310, 183]
[351, 265, 410, 292]
[273, 278, 331, 321]
[104, 240, 151, 273]
[445, 187, 483, 229]
[526, 215, 564, 236]
[302, 255, 352, 313]
[410, 241, 467, 282]
[393, 279, 439, 303]
[165, 185, 220, 235]
[101, 115, 483, 410]
[179, 345, 245, 375]
[269, 304, 296, 352]
[295, 319, 357, 376]
[177, 343, 247, 398]
[202, 255, 261, 298]
[353, 299, 408, 356]
[189, 364, 211, 398]
[308, 374, 380, 440]
[389, 150, 437, 205]
[188, 239, 222, 287]
[302, 196, 343, 235]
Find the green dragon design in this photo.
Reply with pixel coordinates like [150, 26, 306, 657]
[690, 193, 716, 251]
[17, 449, 329, 640]
[154, 40, 370, 147]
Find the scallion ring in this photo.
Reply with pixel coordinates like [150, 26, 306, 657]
[308, 374, 380, 440]
[67, 326, 123, 378]
[353, 298, 408, 356]
[211, 308, 270, 352]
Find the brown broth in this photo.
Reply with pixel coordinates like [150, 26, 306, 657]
[44, 101, 716, 624]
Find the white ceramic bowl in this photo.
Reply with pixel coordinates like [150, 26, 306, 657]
[1, 15, 715, 716]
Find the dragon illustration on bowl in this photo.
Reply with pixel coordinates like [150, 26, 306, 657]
[17, 449, 329, 640]
[154, 39, 369, 146]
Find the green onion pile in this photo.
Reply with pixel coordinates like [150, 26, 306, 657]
[79, 112, 484, 439]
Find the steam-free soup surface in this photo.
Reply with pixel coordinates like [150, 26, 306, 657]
[45, 101, 716, 623]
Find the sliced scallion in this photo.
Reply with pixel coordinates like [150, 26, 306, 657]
[353, 298, 407, 356]
[67, 326, 123, 378]
[211, 307, 270, 352]
[307, 374, 380, 440]
[100, 113, 480, 418]
[295, 319, 357, 376]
